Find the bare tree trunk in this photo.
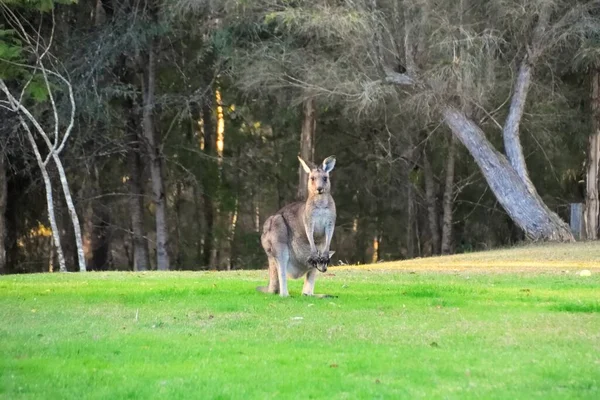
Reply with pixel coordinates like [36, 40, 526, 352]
[86, 167, 110, 271]
[502, 62, 537, 195]
[201, 90, 216, 268]
[0, 154, 6, 274]
[441, 135, 457, 254]
[126, 100, 150, 271]
[443, 107, 574, 242]
[298, 97, 316, 200]
[227, 200, 239, 270]
[28, 132, 67, 271]
[585, 68, 600, 240]
[422, 149, 440, 254]
[502, 5, 550, 195]
[141, 41, 170, 270]
[51, 156, 86, 271]
[406, 182, 415, 259]
[1, 83, 68, 271]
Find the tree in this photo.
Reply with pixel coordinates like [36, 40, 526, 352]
[227, 0, 600, 242]
[0, 4, 86, 271]
[575, 29, 600, 240]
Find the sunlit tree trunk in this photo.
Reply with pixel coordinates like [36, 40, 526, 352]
[201, 87, 216, 268]
[298, 97, 316, 200]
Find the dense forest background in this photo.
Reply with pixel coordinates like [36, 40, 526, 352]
[0, 0, 599, 273]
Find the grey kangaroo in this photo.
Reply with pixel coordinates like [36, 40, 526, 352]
[258, 156, 337, 297]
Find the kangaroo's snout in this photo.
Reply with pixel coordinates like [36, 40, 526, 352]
[317, 188, 324, 194]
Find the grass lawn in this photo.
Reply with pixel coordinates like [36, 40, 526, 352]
[1, 242, 599, 399]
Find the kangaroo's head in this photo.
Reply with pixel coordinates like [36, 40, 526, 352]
[298, 155, 336, 197]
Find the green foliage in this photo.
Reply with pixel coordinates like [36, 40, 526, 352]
[1, 0, 77, 12]
[0, 28, 24, 79]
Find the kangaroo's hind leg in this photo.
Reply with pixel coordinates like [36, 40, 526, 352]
[260, 215, 290, 297]
[266, 257, 280, 294]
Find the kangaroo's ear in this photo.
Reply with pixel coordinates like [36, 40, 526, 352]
[328, 251, 335, 258]
[322, 156, 336, 173]
[298, 156, 312, 173]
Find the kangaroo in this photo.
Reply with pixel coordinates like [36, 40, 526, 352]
[258, 155, 337, 297]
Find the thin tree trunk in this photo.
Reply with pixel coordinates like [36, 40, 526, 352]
[253, 190, 261, 233]
[585, 68, 600, 240]
[201, 89, 215, 268]
[406, 182, 415, 259]
[1, 79, 85, 271]
[51, 156, 86, 271]
[441, 135, 457, 254]
[173, 181, 184, 268]
[227, 199, 239, 270]
[193, 184, 203, 267]
[127, 102, 150, 271]
[1, 83, 67, 271]
[88, 167, 110, 270]
[422, 149, 440, 254]
[443, 107, 574, 242]
[27, 130, 67, 271]
[0, 154, 6, 274]
[298, 97, 316, 200]
[141, 40, 170, 270]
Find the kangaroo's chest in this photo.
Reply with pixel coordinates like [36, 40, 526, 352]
[311, 208, 333, 238]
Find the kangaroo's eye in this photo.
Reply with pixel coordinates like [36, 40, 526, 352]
[323, 177, 328, 182]
[310, 177, 315, 181]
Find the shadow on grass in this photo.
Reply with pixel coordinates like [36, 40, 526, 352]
[551, 302, 600, 313]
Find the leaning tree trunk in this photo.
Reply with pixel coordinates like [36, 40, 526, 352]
[501, 5, 550, 196]
[441, 135, 457, 254]
[142, 40, 170, 270]
[502, 61, 538, 195]
[27, 129, 67, 271]
[51, 155, 86, 271]
[298, 97, 316, 200]
[443, 107, 574, 242]
[1, 84, 68, 271]
[585, 68, 600, 240]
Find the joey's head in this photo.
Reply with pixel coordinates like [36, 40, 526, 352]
[298, 155, 336, 196]
[315, 251, 335, 273]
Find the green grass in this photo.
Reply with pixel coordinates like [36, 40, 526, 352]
[1, 244, 600, 399]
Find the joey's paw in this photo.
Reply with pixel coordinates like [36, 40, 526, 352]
[317, 255, 331, 266]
